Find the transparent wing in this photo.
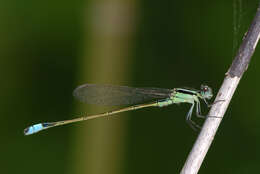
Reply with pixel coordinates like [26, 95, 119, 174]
[73, 84, 172, 106]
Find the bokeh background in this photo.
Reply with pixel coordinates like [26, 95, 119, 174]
[1, 0, 260, 174]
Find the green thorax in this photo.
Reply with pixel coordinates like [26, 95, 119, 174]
[157, 88, 199, 107]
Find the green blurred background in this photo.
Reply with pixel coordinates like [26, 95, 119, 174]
[1, 0, 260, 173]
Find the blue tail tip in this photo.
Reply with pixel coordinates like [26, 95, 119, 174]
[24, 123, 56, 135]
[24, 123, 43, 135]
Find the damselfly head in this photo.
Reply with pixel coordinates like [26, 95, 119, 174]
[200, 85, 213, 99]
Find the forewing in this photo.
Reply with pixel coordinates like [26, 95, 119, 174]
[73, 84, 172, 106]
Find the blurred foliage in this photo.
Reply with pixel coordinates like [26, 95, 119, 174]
[1, 0, 260, 174]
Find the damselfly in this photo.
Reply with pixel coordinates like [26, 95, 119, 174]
[24, 84, 214, 135]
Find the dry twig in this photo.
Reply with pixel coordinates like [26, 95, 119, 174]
[180, 5, 260, 174]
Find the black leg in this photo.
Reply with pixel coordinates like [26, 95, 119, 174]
[196, 100, 206, 119]
[186, 103, 201, 131]
[204, 99, 225, 108]
[200, 99, 222, 119]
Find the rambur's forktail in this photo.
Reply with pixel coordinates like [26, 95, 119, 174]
[24, 84, 214, 135]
